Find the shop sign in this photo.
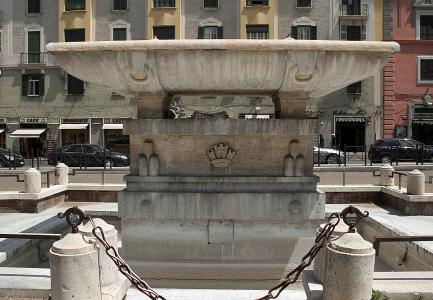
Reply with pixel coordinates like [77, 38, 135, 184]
[0, 118, 6, 124]
[61, 118, 89, 124]
[104, 118, 124, 124]
[20, 117, 48, 124]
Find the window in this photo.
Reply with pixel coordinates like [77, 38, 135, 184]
[65, 0, 86, 11]
[28, 0, 41, 14]
[420, 15, 433, 40]
[291, 26, 317, 40]
[0, 26, 2, 53]
[113, 28, 127, 40]
[64, 29, 85, 42]
[246, 0, 268, 6]
[346, 25, 361, 40]
[113, 0, 128, 10]
[22, 74, 44, 97]
[297, 0, 311, 8]
[347, 81, 362, 94]
[201, 26, 218, 39]
[418, 58, 433, 83]
[67, 75, 85, 95]
[342, 0, 361, 15]
[204, 0, 218, 8]
[27, 31, 41, 63]
[246, 25, 269, 39]
[154, 0, 175, 8]
[153, 26, 175, 39]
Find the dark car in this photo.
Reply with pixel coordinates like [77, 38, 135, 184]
[368, 138, 433, 163]
[48, 144, 129, 167]
[0, 148, 25, 167]
[313, 146, 345, 164]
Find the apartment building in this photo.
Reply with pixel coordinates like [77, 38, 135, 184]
[383, 0, 433, 145]
[0, 0, 383, 157]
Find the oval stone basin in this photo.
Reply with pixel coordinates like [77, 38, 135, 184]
[46, 39, 399, 97]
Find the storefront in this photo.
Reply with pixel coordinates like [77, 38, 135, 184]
[0, 118, 6, 149]
[10, 118, 48, 157]
[408, 104, 433, 145]
[334, 116, 366, 149]
[103, 118, 129, 155]
[59, 118, 90, 146]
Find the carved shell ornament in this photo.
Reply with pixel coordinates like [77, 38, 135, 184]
[207, 143, 236, 168]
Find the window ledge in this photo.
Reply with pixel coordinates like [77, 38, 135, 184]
[111, 9, 129, 13]
[63, 10, 87, 13]
[417, 81, 433, 85]
[26, 95, 42, 97]
[296, 6, 312, 9]
[152, 7, 176, 9]
[203, 7, 219, 10]
[66, 94, 85, 96]
[245, 6, 270, 8]
[26, 12, 43, 17]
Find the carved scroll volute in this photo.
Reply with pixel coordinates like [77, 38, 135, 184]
[284, 140, 305, 177]
[139, 140, 159, 176]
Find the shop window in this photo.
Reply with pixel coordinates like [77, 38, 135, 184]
[67, 75, 84, 95]
[113, 0, 128, 10]
[113, 27, 127, 40]
[347, 81, 362, 94]
[297, 0, 311, 8]
[22, 74, 44, 97]
[204, 0, 218, 8]
[420, 15, 433, 40]
[246, 25, 269, 39]
[246, 0, 268, 6]
[291, 25, 317, 40]
[28, 0, 41, 14]
[65, 0, 86, 11]
[154, 0, 175, 8]
[153, 26, 175, 39]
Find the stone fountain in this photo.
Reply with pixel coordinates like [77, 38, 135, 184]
[47, 39, 399, 287]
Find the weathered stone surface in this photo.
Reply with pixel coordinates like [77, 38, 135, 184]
[24, 168, 41, 194]
[407, 169, 425, 196]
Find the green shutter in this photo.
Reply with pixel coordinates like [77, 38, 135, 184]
[291, 26, 298, 39]
[311, 26, 317, 40]
[217, 26, 223, 39]
[22, 75, 29, 96]
[198, 26, 204, 39]
[38, 74, 45, 96]
[113, 28, 127, 41]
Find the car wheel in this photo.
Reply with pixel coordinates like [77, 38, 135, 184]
[326, 155, 340, 164]
[381, 155, 391, 164]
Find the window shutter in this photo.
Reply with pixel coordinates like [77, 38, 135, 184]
[39, 74, 45, 96]
[311, 26, 317, 40]
[22, 74, 29, 96]
[217, 26, 223, 39]
[340, 25, 347, 40]
[198, 26, 204, 39]
[291, 26, 298, 39]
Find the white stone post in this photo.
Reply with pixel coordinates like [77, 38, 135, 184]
[407, 169, 425, 195]
[55, 163, 69, 185]
[323, 232, 375, 300]
[380, 164, 394, 186]
[50, 233, 101, 300]
[313, 221, 351, 283]
[24, 168, 41, 193]
[79, 218, 119, 287]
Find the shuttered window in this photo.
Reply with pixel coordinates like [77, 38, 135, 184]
[65, 0, 86, 11]
[28, 0, 41, 14]
[113, 0, 128, 10]
[113, 28, 127, 41]
[291, 26, 317, 40]
[246, 25, 269, 39]
[198, 26, 223, 39]
[27, 31, 41, 63]
[22, 74, 44, 97]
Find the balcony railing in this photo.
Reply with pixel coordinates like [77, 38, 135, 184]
[20, 52, 47, 65]
[340, 4, 368, 17]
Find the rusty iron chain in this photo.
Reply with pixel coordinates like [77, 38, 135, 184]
[59, 206, 167, 300]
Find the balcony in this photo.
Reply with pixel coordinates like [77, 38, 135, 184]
[20, 52, 47, 65]
[340, 4, 368, 19]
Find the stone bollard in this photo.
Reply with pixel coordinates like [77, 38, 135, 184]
[313, 221, 351, 283]
[323, 232, 375, 300]
[24, 168, 41, 193]
[407, 169, 425, 195]
[79, 218, 119, 287]
[380, 164, 394, 186]
[55, 163, 69, 185]
[50, 233, 101, 300]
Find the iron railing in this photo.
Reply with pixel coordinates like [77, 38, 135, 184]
[20, 52, 47, 64]
[340, 4, 368, 17]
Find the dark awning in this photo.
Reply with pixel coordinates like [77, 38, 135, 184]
[335, 117, 365, 123]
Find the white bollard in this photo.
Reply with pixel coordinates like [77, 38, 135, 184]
[323, 232, 375, 300]
[79, 218, 119, 287]
[55, 163, 69, 185]
[380, 164, 394, 186]
[313, 221, 351, 283]
[24, 168, 41, 193]
[407, 169, 425, 195]
[50, 233, 101, 300]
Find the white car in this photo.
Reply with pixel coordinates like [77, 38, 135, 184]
[313, 146, 345, 164]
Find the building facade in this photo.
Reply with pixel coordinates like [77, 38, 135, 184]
[383, 0, 433, 145]
[0, 0, 384, 157]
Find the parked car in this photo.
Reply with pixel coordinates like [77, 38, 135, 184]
[368, 138, 433, 163]
[0, 148, 25, 167]
[48, 144, 129, 167]
[314, 146, 345, 164]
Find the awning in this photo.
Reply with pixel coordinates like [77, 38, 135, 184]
[102, 124, 123, 130]
[335, 117, 366, 123]
[10, 128, 47, 138]
[0, 129, 4, 134]
[59, 124, 89, 130]
[413, 119, 433, 125]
